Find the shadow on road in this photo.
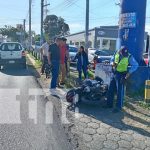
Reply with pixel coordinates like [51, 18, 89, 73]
[71, 101, 150, 138]
[0, 65, 40, 78]
[0, 66, 31, 76]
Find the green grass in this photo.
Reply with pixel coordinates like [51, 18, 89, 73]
[28, 52, 42, 69]
[138, 101, 150, 110]
[34, 59, 42, 68]
[65, 70, 95, 89]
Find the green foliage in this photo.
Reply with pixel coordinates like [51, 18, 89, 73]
[0, 25, 28, 42]
[43, 15, 70, 38]
[138, 101, 150, 110]
[34, 34, 41, 42]
[0, 25, 19, 41]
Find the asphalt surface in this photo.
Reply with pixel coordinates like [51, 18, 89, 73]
[0, 66, 72, 150]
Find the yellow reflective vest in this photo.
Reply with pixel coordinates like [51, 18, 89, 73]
[114, 53, 130, 73]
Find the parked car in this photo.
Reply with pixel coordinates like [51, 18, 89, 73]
[0, 42, 26, 69]
[88, 48, 96, 55]
[143, 53, 149, 65]
[93, 50, 113, 69]
[94, 50, 113, 62]
[68, 45, 78, 63]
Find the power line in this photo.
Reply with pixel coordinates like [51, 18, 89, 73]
[50, 0, 79, 13]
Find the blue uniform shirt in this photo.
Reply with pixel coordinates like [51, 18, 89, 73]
[110, 53, 139, 74]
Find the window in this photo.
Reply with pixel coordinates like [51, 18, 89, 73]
[102, 39, 109, 48]
[1, 43, 22, 51]
[95, 40, 100, 48]
[75, 42, 79, 46]
[88, 41, 92, 48]
[110, 40, 116, 50]
[80, 41, 85, 46]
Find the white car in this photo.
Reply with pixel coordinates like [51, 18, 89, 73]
[0, 42, 26, 69]
[68, 45, 78, 63]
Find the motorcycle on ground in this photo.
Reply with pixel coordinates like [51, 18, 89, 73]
[66, 77, 108, 105]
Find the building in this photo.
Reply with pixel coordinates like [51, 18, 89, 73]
[66, 26, 148, 52]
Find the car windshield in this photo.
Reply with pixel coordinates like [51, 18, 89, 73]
[0, 43, 22, 51]
[95, 50, 110, 56]
[69, 47, 78, 53]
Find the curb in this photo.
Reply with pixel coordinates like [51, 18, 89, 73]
[27, 54, 84, 150]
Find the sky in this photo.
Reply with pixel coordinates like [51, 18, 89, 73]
[0, 0, 150, 34]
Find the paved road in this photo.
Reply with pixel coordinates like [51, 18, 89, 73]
[0, 67, 71, 150]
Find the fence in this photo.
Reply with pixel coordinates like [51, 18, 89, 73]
[30, 50, 42, 61]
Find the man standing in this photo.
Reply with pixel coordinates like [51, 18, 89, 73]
[40, 40, 50, 75]
[106, 46, 139, 113]
[59, 37, 69, 86]
[48, 38, 61, 96]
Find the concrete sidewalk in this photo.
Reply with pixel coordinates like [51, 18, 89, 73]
[27, 53, 150, 150]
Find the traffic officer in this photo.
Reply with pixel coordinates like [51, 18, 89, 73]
[106, 46, 139, 113]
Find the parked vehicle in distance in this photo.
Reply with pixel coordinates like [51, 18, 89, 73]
[88, 53, 95, 63]
[93, 50, 113, 69]
[33, 41, 41, 52]
[88, 48, 96, 55]
[0, 42, 26, 69]
[143, 53, 149, 65]
[68, 45, 78, 63]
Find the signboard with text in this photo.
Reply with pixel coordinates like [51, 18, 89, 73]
[119, 12, 136, 29]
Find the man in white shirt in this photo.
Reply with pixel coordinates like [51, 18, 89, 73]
[40, 40, 51, 74]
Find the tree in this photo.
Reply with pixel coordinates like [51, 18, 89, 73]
[0, 25, 28, 42]
[0, 25, 19, 41]
[43, 15, 70, 39]
[34, 34, 41, 41]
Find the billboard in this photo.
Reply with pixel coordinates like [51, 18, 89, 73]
[119, 12, 137, 29]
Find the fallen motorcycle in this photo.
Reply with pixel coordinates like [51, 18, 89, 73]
[66, 77, 108, 104]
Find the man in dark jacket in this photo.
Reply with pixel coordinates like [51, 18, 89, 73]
[48, 37, 61, 96]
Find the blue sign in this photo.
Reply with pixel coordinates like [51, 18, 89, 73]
[119, 12, 136, 29]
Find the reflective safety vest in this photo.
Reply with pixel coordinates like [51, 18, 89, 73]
[114, 53, 130, 73]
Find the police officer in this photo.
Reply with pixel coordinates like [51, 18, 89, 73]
[106, 46, 139, 113]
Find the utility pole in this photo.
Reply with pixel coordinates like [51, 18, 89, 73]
[85, 0, 89, 53]
[23, 19, 26, 46]
[41, 0, 44, 45]
[29, 0, 32, 50]
[41, 0, 50, 45]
